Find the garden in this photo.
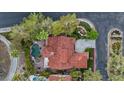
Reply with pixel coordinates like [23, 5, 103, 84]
[107, 29, 124, 80]
[2, 13, 101, 81]
[112, 41, 121, 55]
[107, 54, 124, 80]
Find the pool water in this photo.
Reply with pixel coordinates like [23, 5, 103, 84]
[31, 44, 41, 58]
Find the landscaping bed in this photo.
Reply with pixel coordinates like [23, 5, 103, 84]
[85, 48, 94, 70]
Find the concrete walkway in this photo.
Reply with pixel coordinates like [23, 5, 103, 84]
[0, 27, 11, 33]
[75, 39, 96, 53]
[5, 57, 18, 80]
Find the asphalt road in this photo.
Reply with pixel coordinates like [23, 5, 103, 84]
[0, 13, 29, 28]
[1, 12, 124, 80]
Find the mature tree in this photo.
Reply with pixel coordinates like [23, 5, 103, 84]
[107, 54, 124, 81]
[9, 13, 53, 50]
[69, 68, 82, 80]
[51, 21, 64, 36]
[83, 68, 102, 81]
[51, 13, 78, 36]
[32, 29, 48, 41]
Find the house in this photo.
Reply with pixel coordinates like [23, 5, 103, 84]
[42, 36, 89, 70]
[48, 74, 72, 81]
[69, 52, 88, 68]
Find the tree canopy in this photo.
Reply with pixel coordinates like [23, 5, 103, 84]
[107, 54, 124, 80]
[8, 13, 52, 50]
[83, 68, 102, 81]
[51, 13, 78, 36]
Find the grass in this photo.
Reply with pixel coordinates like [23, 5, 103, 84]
[24, 48, 36, 76]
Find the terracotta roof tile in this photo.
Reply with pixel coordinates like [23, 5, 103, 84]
[48, 74, 72, 81]
[42, 36, 89, 70]
[69, 52, 89, 68]
[42, 46, 54, 57]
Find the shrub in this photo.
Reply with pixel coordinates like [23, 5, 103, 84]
[13, 73, 22, 81]
[32, 29, 48, 41]
[107, 54, 124, 81]
[79, 21, 91, 31]
[85, 48, 94, 70]
[40, 70, 52, 78]
[86, 29, 99, 40]
[83, 68, 102, 81]
[69, 68, 82, 80]
[112, 42, 121, 55]
[10, 49, 19, 57]
[71, 24, 98, 40]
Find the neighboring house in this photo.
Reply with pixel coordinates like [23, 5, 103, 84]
[42, 36, 89, 70]
[48, 74, 72, 81]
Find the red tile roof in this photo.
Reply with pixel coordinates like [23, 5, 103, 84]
[69, 52, 89, 68]
[42, 36, 89, 70]
[48, 74, 72, 81]
[49, 48, 73, 70]
[42, 46, 54, 57]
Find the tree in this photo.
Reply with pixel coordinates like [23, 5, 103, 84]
[112, 42, 121, 55]
[40, 70, 52, 78]
[13, 73, 27, 81]
[51, 21, 64, 36]
[107, 54, 124, 81]
[86, 29, 99, 40]
[13, 73, 22, 81]
[69, 69, 82, 80]
[32, 29, 48, 41]
[51, 13, 78, 36]
[83, 68, 102, 81]
[10, 49, 19, 57]
[8, 13, 53, 50]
